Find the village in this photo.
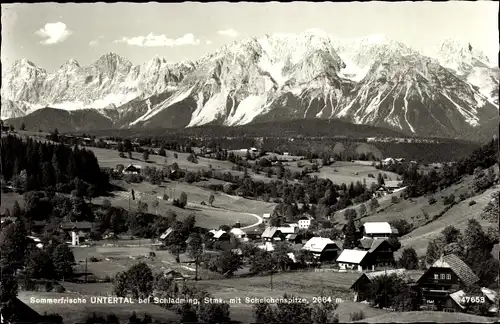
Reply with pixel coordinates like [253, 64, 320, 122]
[1, 123, 499, 323]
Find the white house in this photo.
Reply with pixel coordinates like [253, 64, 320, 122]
[336, 249, 370, 272]
[263, 213, 271, 223]
[298, 215, 314, 229]
[230, 228, 248, 241]
[361, 222, 394, 238]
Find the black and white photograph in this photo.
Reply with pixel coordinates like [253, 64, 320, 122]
[0, 2, 499, 323]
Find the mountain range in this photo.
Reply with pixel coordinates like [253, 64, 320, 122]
[1, 30, 498, 141]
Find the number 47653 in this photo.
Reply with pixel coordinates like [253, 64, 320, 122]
[460, 296, 485, 304]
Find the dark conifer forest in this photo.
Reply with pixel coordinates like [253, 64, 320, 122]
[1, 135, 110, 196]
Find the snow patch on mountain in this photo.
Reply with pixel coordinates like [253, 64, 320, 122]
[225, 94, 268, 126]
[130, 85, 195, 126]
[188, 90, 228, 126]
[88, 92, 139, 109]
[441, 92, 479, 127]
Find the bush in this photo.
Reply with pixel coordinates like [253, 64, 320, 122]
[391, 196, 399, 204]
[428, 196, 437, 205]
[89, 256, 100, 262]
[349, 311, 365, 321]
[443, 194, 455, 205]
[469, 200, 476, 206]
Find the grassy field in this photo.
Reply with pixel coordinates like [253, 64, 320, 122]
[334, 174, 474, 227]
[87, 146, 274, 183]
[17, 291, 180, 323]
[400, 185, 498, 256]
[193, 270, 363, 322]
[357, 311, 497, 323]
[71, 241, 222, 281]
[312, 162, 400, 186]
[94, 179, 273, 229]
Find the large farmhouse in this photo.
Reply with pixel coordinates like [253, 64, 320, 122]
[417, 254, 479, 311]
[358, 238, 396, 268]
[302, 237, 340, 262]
[262, 227, 285, 242]
[336, 249, 370, 272]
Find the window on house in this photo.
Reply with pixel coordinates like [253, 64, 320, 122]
[446, 274, 451, 280]
[434, 274, 439, 280]
[440, 274, 445, 279]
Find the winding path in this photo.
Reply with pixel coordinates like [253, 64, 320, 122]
[186, 201, 263, 230]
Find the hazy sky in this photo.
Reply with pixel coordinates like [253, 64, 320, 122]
[1, 2, 498, 71]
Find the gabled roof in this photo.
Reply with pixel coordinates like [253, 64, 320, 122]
[263, 213, 271, 219]
[359, 237, 374, 249]
[303, 237, 339, 253]
[362, 222, 392, 235]
[262, 227, 281, 238]
[209, 229, 228, 239]
[350, 269, 407, 289]
[125, 164, 142, 170]
[336, 249, 369, 264]
[368, 238, 390, 253]
[299, 215, 314, 221]
[481, 287, 497, 304]
[431, 254, 479, 286]
[449, 288, 498, 313]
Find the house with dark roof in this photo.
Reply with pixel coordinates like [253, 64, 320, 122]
[416, 254, 479, 311]
[285, 233, 302, 244]
[262, 227, 285, 242]
[123, 164, 142, 174]
[350, 269, 408, 302]
[60, 221, 93, 243]
[302, 237, 340, 262]
[244, 228, 264, 240]
[443, 288, 498, 315]
[358, 238, 396, 268]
